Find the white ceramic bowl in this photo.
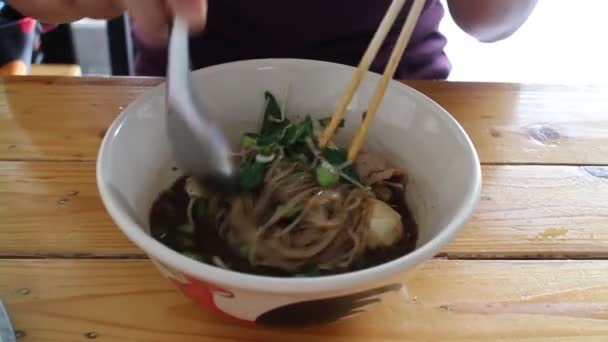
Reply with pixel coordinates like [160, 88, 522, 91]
[97, 59, 481, 326]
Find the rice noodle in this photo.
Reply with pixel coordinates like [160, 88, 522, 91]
[179, 143, 411, 274]
[210, 156, 376, 273]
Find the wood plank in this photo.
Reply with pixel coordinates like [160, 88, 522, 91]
[30, 64, 82, 77]
[2, 161, 608, 258]
[412, 82, 608, 165]
[0, 77, 161, 161]
[0, 161, 139, 256]
[1, 259, 607, 341]
[444, 164, 608, 258]
[1, 77, 608, 164]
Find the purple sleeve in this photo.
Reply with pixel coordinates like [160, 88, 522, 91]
[373, 0, 451, 80]
[130, 0, 450, 79]
[131, 25, 168, 77]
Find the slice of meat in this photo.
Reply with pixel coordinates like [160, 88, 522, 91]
[372, 185, 392, 202]
[354, 152, 391, 182]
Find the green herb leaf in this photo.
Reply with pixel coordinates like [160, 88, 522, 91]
[259, 121, 291, 147]
[285, 149, 307, 162]
[298, 116, 314, 142]
[322, 148, 347, 165]
[315, 161, 340, 187]
[322, 148, 360, 182]
[285, 138, 315, 162]
[258, 143, 276, 156]
[282, 115, 313, 146]
[264, 91, 282, 121]
[319, 117, 345, 128]
[239, 160, 266, 191]
[281, 125, 299, 146]
[260, 91, 289, 139]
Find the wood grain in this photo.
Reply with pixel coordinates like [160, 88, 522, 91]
[1, 259, 607, 341]
[30, 64, 82, 77]
[444, 165, 608, 258]
[1, 76, 606, 340]
[0, 77, 161, 161]
[2, 161, 607, 258]
[0, 161, 139, 256]
[412, 82, 608, 165]
[1, 77, 608, 164]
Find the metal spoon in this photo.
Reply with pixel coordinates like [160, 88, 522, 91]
[166, 16, 237, 192]
[0, 300, 16, 342]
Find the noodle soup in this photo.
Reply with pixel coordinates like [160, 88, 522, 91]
[150, 91, 418, 277]
[98, 59, 481, 326]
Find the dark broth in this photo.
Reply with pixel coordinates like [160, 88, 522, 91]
[150, 176, 418, 277]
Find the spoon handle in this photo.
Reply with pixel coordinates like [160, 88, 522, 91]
[165, 16, 237, 192]
[167, 16, 197, 117]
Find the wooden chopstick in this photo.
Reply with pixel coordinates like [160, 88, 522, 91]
[347, 0, 426, 161]
[318, 0, 426, 161]
[319, 0, 408, 149]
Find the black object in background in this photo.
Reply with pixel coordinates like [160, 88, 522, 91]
[40, 24, 76, 64]
[107, 15, 134, 76]
[0, 1, 74, 65]
[0, 3, 40, 72]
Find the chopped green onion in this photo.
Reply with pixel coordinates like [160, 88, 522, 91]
[322, 148, 360, 182]
[315, 161, 340, 187]
[258, 144, 276, 155]
[241, 134, 258, 148]
[255, 153, 276, 164]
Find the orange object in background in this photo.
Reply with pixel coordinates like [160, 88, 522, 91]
[1, 4, 39, 75]
[0, 60, 27, 75]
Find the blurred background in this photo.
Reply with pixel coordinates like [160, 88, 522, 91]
[440, 0, 608, 84]
[1, 0, 606, 83]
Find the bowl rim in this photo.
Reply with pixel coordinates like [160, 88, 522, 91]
[97, 58, 482, 294]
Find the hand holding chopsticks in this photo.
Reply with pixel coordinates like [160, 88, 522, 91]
[319, 0, 426, 161]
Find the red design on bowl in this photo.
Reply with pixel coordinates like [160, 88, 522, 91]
[169, 272, 254, 324]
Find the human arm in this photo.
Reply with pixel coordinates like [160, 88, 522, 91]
[446, 0, 538, 42]
[6, 0, 207, 45]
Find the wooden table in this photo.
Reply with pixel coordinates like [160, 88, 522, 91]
[1, 77, 607, 341]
